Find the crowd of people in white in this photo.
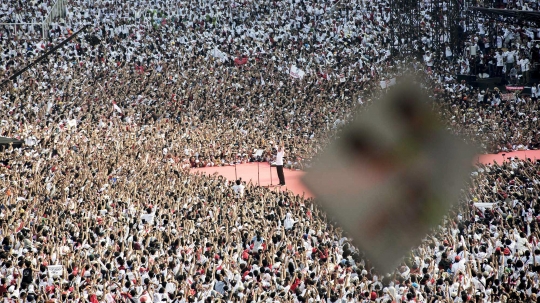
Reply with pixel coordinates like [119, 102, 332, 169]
[479, 0, 539, 11]
[0, 0, 540, 302]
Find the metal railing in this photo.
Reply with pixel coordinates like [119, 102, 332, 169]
[0, 23, 42, 40]
[0, 0, 68, 40]
[42, 0, 68, 39]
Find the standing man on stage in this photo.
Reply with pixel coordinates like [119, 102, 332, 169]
[276, 144, 285, 186]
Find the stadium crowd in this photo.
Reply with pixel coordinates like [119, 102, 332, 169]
[1, 0, 539, 162]
[478, 0, 539, 10]
[0, 0, 540, 302]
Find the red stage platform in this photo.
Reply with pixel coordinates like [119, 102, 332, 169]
[193, 150, 540, 199]
[477, 150, 540, 164]
[193, 162, 313, 198]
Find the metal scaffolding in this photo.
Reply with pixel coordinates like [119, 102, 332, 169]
[0, 0, 68, 41]
[389, 0, 422, 61]
[43, 0, 68, 39]
[389, 0, 465, 63]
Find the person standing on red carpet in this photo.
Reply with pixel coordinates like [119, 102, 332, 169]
[276, 144, 286, 186]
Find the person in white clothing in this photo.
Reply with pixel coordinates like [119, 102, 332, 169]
[232, 179, 245, 198]
[283, 213, 296, 230]
[275, 144, 286, 186]
[519, 57, 530, 84]
[504, 49, 516, 75]
[495, 51, 504, 76]
[424, 51, 434, 69]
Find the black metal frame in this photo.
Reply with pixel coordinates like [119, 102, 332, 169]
[0, 25, 89, 89]
[469, 7, 540, 26]
[389, 0, 464, 63]
[389, 0, 421, 61]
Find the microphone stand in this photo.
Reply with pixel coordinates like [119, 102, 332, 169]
[234, 160, 238, 180]
[270, 161, 273, 186]
[254, 149, 264, 186]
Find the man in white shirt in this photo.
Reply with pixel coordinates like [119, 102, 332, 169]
[504, 49, 516, 75]
[495, 51, 504, 76]
[478, 90, 485, 104]
[232, 179, 245, 198]
[519, 57, 530, 84]
[451, 256, 466, 274]
[275, 144, 285, 186]
[424, 51, 434, 68]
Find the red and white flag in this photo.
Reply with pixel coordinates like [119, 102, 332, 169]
[317, 70, 328, 80]
[290, 65, 305, 79]
[112, 101, 123, 113]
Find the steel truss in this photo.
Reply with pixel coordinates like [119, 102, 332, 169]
[389, 0, 464, 63]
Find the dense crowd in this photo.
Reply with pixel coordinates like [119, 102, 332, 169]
[432, 82, 540, 153]
[438, 10, 540, 84]
[1, 0, 540, 302]
[419, 0, 540, 152]
[422, 9, 540, 153]
[1, 0, 401, 169]
[478, 0, 540, 11]
[1, 1, 539, 162]
[5, 135, 540, 303]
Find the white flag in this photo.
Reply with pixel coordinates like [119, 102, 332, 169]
[35, 42, 46, 51]
[67, 119, 77, 128]
[380, 78, 397, 89]
[210, 47, 228, 62]
[289, 65, 305, 79]
[112, 101, 123, 113]
[47, 265, 63, 278]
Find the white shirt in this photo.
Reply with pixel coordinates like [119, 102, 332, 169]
[284, 213, 296, 229]
[251, 236, 265, 252]
[519, 58, 530, 72]
[445, 46, 452, 57]
[232, 184, 245, 198]
[478, 93, 484, 103]
[276, 148, 285, 166]
[452, 260, 466, 274]
[496, 53, 504, 66]
[505, 51, 515, 63]
[424, 54, 433, 67]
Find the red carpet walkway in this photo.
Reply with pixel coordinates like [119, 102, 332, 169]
[193, 162, 313, 198]
[193, 150, 540, 199]
[478, 150, 540, 164]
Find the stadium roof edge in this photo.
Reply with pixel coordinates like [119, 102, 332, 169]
[469, 7, 540, 25]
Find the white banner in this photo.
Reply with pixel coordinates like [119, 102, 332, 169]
[141, 213, 155, 225]
[36, 42, 46, 51]
[48, 265, 63, 278]
[501, 93, 515, 101]
[379, 78, 397, 89]
[112, 102, 123, 113]
[290, 65, 305, 79]
[210, 48, 228, 62]
[474, 203, 495, 209]
[67, 119, 77, 128]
